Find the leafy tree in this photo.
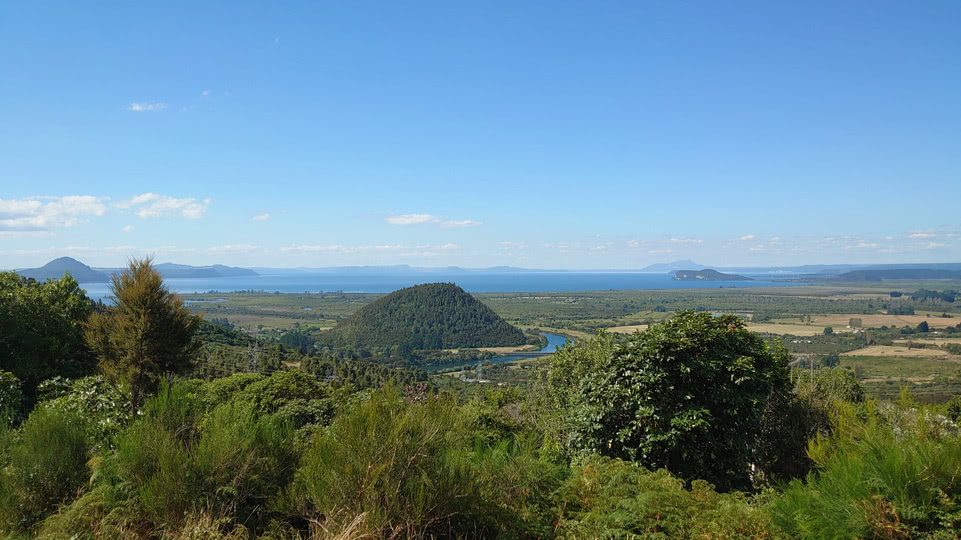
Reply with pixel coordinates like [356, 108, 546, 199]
[918, 320, 930, 333]
[83, 258, 200, 414]
[0, 371, 22, 426]
[823, 326, 833, 335]
[559, 312, 790, 492]
[0, 272, 95, 411]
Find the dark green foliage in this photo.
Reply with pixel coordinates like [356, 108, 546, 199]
[0, 272, 95, 411]
[912, 288, 958, 303]
[554, 456, 776, 539]
[757, 369, 865, 483]
[0, 408, 91, 532]
[558, 312, 790, 492]
[0, 370, 22, 426]
[84, 258, 201, 414]
[319, 283, 526, 351]
[918, 320, 930, 333]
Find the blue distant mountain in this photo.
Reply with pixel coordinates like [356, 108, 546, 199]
[640, 260, 708, 273]
[17, 257, 110, 282]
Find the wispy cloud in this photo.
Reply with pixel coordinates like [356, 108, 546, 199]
[670, 237, 704, 245]
[386, 214, 482, 227]
[201, 90, 211, 97]
[740, 234, 755, 241]
[116, 193, 210, 219]
[0, 195, 108, 235]
[648, 249, 673, 254]
[251, 213, 271, 222]
[441, 219, 482, 228]
[121, 225, 135, 233]
[208, 244, 260, 253]
[128, 102, 168, 112]
[499, 241, 527, 251]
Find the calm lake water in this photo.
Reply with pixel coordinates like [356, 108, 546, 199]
[79, 271, 798, 301]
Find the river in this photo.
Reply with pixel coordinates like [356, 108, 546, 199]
[425, 332, 571, 373]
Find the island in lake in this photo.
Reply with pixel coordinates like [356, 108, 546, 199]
[673, 269, 753, 282]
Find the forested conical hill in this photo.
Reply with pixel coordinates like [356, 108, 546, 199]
[319, 283, 526, 350]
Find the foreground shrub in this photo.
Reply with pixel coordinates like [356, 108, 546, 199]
[296, 386, 481, 537]
[555, 455, 777, 539]
[40, 381, 297, 537]
[36, 375, 131, 447]
[555, 313, 790, 492]
[0, 407, 91, 532]
[772, 401, 961, 538]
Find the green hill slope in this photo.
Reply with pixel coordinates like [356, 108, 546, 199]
[319, 283, 526, 350]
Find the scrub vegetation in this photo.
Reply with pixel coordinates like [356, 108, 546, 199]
[3, 262, 961, 538]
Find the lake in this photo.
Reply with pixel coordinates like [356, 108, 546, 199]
[425, 331, 572, 373]
[79, 271, 800, 301]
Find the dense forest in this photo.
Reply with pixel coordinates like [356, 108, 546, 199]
[3, 264, 961, 539]
[317, 282, 527, 351]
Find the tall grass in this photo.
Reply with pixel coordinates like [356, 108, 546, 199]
[0, 407, 91, 532]
[772, 400, 961, 538]
[296, 386, 482, 537]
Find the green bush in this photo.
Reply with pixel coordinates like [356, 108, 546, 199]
[296, 386, 481, 537]
[37, 375, 131, 447]
[0, 370, 22, 426]
[772, 401, 961, 538]
[554, 455, 777, 538]
[0, 407, 91, 532]
[105, 382, 297, 533]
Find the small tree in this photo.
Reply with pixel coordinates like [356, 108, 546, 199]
[823, 326, 833, 335]
[84, 258, 200, 414]
[918, 321, 930, 333]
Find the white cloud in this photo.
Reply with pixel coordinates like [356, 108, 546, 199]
[117, 193, 210, 219]
[121, 225, 135, 232]
[855, 242, 880, 249]
[251, 213, 271, 222]
[441, 219, 483, 228]
[627, 240, 640, 248]
[0, 195, 108, 234]
[437, 243, 459, 250]
[281, 244, 408, 254]
[739, 234, 755, 241]
[670, 237, 703, 245]
[499, 241, 527, 251]
[923, 242, 948, 249]
[201, 90, 211, 97]
[386, 214, 440, 225]
[910, 232, 936, 239]
[648, 249, 673, 254]
[128, 102, 168, 112]
[386, 214, 482, 227]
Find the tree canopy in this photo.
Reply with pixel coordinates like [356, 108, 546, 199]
[550, 311, 790, 491]
[83, 258, 200, 413]
[0, 272, 95, 412]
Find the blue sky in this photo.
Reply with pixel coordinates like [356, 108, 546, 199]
[1, 1, 959, 269]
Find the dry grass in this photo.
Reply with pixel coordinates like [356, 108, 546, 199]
[607, 324, 649, 334]
[810, 314, 959, 329]
[747, 323, 828, 336]
[841, 345, 954, 358]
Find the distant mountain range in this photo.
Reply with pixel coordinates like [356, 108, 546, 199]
[8, 257, 961, 283]
[13, 257, 258, 282]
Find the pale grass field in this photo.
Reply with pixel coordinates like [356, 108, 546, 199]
[746, 323, 829, 336]
[810, 314, 958, 328]
[607, 324, 649, 334]
[841, 345, 955, 358]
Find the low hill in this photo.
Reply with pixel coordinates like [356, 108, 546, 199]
[319, 283, 526, 350]
[837, 269, 961, 281]
[17, 257, 110, 283]
[673, 269, 753, 281]
[153, 263, 258, 278]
